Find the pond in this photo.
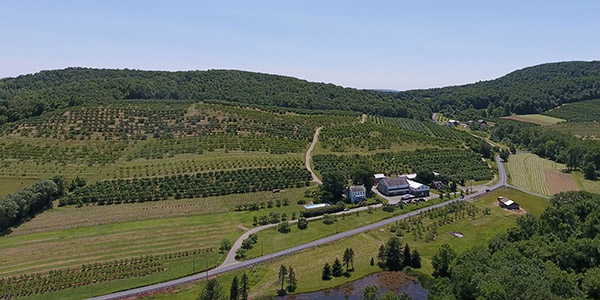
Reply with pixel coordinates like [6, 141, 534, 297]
[277, 271, 428, 300]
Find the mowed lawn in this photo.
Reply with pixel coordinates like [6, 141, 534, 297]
[501, 114, 565, 126]
[11, 188, 307, 236]
[144, 188, 549, 300]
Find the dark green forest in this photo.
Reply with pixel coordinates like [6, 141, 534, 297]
[398, 61, 600, 119]
[1, 61, 599, 125]
[0, 68, 429, 125]
[428, 191, 600, 300]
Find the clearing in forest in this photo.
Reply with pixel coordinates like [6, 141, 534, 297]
[501, 114, 565, 126]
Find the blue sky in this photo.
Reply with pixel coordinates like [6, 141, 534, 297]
[1, 1, 599, 90]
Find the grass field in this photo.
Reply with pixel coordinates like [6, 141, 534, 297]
[501, 114, 565, 126]
[0, 177, 39, 197]
[11, 188, 308, 236]
[243, 199, 445, 259]
[143, 187, 548, 300]
[505, 153, 600, 195]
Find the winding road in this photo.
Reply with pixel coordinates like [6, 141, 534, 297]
[305, 127, 323, 185]
[88, 155, 546, 300]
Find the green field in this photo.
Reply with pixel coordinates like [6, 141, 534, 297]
[501, 114, 565, 126]
[550, 121, 600, 139]
[143, 187, 548, 299]
[505, 153, 600, 195]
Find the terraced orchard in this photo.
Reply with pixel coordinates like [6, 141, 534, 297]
[314, 149, 493, 182]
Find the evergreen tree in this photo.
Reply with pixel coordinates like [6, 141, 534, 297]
[199, 279, 224, 300]
[403, 244, 412, 267]
[278, 265, 288, 292]
[287, 266, 297, 292]
[229, 276, 239, 300]
[411, 250, 421, 268]
[432, 244, 457, 277]
[370, 257, 375, 266]
[240, 273, 249, 300]
[343, 248, 352, 273]
[332, 258, 344, 277]
[322, 263, 332, 280]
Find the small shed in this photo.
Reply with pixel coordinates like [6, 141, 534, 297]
[374, 174, 386, 184]
[498, 196, 519, 210]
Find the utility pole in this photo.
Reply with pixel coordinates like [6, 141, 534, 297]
[193, 257, 195, 274]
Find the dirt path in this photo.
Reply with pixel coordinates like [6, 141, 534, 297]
[305, 127, 323, 185]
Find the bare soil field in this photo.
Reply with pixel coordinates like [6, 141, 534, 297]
[545, 170, 579, 194]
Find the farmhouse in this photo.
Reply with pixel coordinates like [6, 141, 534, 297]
[447, 120, 460, 127]
[497, 196, 519, 210]
[348, 185, 367, 204]
[408, 179, 430, 197]
[378, 176, 410, 196]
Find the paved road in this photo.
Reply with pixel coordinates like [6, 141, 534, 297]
[88, 155, 543, 300]
[305, 127, 323, 185]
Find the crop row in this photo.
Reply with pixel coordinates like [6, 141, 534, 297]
[127, 134, 307, 159]
[2, 102, 357, 141]
[0, 248, 213, 298]
[59, 167, 311, 206]
[319, 123, 459, 152]
[313, 149, 493, 182]
[544, 98, 600, 122]
[369, 115, 433, 135]
[0, 140, 128, 165]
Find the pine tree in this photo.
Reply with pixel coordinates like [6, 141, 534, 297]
[403, 244, 412, 267]
[278, 265, 288, 292]
[322, 263, 332, 280]
[332, 258, 343, 277]
[370, 257, 375, 266]
[287, 266, 297, 292]
[239, 273, 249, 300]
[411, 250, 422, 268]
[343, 248, 351, 273]
[230, 276, 239, 300]
[199, 279, 224, 300]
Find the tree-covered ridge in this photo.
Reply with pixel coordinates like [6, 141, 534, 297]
[0, 68, 430, 125]
[429, 191, 600, 300]
[399, 61, 600, 117]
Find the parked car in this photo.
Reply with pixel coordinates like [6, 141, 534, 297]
[272, 189, 280, 193]
[485, 189, 490, 192]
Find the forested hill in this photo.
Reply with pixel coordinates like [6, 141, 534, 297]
[0, 68, 430, 125]
[398, 61, 600, 117]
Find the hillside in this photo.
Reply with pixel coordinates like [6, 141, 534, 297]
[0, 68, 430, 125]
[397, 61, 600, 118]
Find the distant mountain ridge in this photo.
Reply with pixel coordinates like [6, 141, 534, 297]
[0, 61, 599, 125]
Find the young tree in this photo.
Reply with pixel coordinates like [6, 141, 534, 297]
[199, 279, 224, 300]
[348, 248, 355, 270]
[332, 258, 344, 277]
[287, 266, 297, 292]
[322, 263, 332, 280]
[403, 244, 412, 267]
[411, 250, 422, 268]
[432, 244, 457, 277]
[219, 239, 232, 254]
[277, 221, 291, 233]
[509, 144, 516, 154]
[381, 291, 397, 300]
[230, 276, 239, 300]
[278, 265, 288, 293]
[297, 217, 308, 229]
[240, 273, 249, 300]
[322, 171, 346, 201]
[363, 285, 379, 300]
[370, 257, 375, 266]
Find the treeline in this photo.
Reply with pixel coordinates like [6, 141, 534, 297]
[491, 120, 600, 179]
[0, 179, 59, 233]
[429, 191, 600, 299]
[397, 61, 600, 118]
[0, 68, 430, 125]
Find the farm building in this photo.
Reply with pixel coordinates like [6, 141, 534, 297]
[447, 120, 460, 127]
[432, 181, 445, 190]
[408, 179, 430, 197]
[348, 185, 367, 204]
[378, 176, 410, 196]
[374, 173, 386, 184]
[498, 196, 519, 210]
